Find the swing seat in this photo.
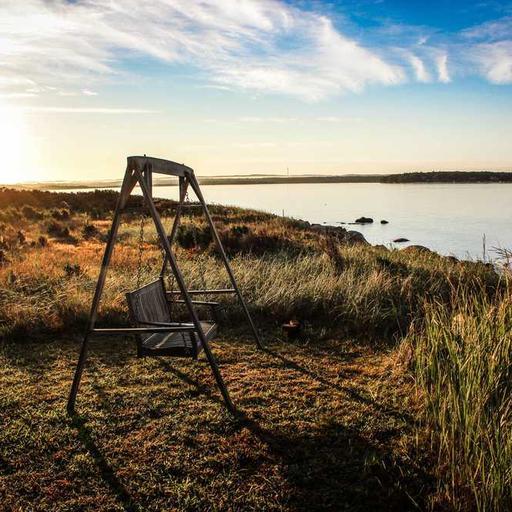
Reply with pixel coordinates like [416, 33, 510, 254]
[126, 278, 217, 359]
[137, 321, 217, 358]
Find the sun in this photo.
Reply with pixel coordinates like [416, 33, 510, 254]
[0, 103, 38, 185]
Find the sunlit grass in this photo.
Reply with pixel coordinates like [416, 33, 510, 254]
[410, 285, 512, 511]
[0, 188, 510, 510]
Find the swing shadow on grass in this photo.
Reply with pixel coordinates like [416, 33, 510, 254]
[1, 337, 433, 511]
[155, 352, 432, 511]
[69, 414, 139, 512]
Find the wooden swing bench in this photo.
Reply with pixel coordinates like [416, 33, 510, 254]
[126, 278, 218, 358]
[67, 155, 262, 415]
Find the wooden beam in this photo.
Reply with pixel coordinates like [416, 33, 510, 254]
[67, 167, 134, 415]
[127, 156, 193, 177]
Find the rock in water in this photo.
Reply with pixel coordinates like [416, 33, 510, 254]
[355, 216, 373, 224]
[393, 237, 409, 243]
[380, 219, 389, 224]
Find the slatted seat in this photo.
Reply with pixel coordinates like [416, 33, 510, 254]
[126, 278, 217, 359]
[138, 321, 217, 358]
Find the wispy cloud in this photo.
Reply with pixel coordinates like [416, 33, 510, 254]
[3, 106, 158, 114]
[0, 0, 403, 101]
[238, 116, 299, 123]
[1, 0, 512, 102]
[461, 16, 512, 84]
[471, 42, 512, 84]
[436, 53, 451, 83]
[407, 53, 431, 82]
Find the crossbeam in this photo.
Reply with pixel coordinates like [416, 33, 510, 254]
[127, 156, 193, 177]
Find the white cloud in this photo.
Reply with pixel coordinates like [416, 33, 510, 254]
[458, 16, 512, 84]
[7, 106, 158, 114]
[471, 41, 512, 83]
[461, 16, 512, 42]
[2, 0, 512, 101]
[316, 116, 362, 123]
[436, 53, 451, 83]
[0, 0, 403, 101]
[239, 116, 298, 123]
[407, 53, 431, 82]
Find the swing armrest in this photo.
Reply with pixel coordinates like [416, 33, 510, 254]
[137, 320, 194, 327]
[172, 300, 221, 307]
[166, 289, 235, 296]
[91, 326, 195, 335]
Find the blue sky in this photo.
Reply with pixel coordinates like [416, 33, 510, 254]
[1, 0, 512, 182]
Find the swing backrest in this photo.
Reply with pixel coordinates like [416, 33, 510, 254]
[126, 278, 171, 329]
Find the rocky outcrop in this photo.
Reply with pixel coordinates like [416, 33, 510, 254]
[393, 237, 409, 243]
[345, 230, 369, 245]
[310, 224, 368, 245]
[380, 220, 389, 224]
[401, 245, 432, 254]
[355, 216, 373, 224]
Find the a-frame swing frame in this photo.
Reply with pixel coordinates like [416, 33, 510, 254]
[67, 156, 262, 415]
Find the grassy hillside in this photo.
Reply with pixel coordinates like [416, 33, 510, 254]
[0, 188, 510, 511]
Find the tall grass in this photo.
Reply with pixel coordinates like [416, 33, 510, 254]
[411, 283, 512, 511]
[1, 190, 511, 509]
[0, 230, 499, 342]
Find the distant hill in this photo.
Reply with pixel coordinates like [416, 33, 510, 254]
[382, 171, 512, 183]
[9, 170, 512, 190]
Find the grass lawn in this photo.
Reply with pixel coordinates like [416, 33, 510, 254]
[0, 333, 431, 511]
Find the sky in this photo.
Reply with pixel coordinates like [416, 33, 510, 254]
[1, 0, 512, 184]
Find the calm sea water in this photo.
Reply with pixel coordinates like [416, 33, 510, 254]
[66, 182, 512, 260]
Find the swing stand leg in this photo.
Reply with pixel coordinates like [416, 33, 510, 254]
[67, 333, 90, 415]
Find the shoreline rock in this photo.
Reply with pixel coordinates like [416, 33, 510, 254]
[401, 245, 432, 254]
[310, 224, 369, 245]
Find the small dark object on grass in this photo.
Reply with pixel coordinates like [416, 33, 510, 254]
[21, 205, 43, 220]
[38, 236, 47, 247]
[355, 216, 373, 224]
[51, 208, 71, 220]
[393, 237, 409, 243]
[231, 225, 250, 236]
[381, 220, 389, 224]
[82, 223, 99, 240]
[17, 231, 25, 244]
[282, 320, 303, 340]
[0, 250, 8, 266]
[64, 262, 81, 277]
[47, 221, 70, 238]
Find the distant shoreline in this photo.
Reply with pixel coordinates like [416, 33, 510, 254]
[8, 170, 512, 190]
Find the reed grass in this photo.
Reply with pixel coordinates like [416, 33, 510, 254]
[410, 283, 512, 510]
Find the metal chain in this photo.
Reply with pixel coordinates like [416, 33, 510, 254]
[137, 201, 145, 289]
[185, 190, 209, 297]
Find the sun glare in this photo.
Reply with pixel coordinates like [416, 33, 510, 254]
[0, 104, 35, 185]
